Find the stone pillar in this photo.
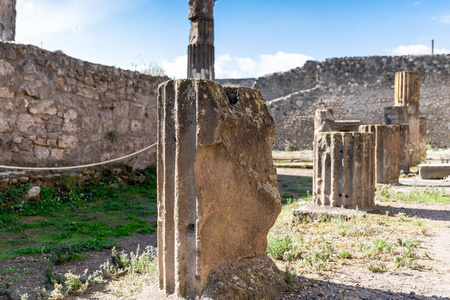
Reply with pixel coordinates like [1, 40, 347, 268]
[187, 0, 215, 80]
[313, 132, 375, 208]
[314, 108, 334, 133]
[158, 79, 281, 298]
[359, 125, 400, 184]
[394, 71, 421, 166]
[0, 0, 16, 41]
[385, 106, 411, 172]
[419, 117, 427, 161]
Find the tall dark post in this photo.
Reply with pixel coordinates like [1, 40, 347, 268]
[187, 0, 215, 80]
[0, 0, 16, 41]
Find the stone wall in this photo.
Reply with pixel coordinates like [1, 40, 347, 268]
[0, 42, 168, 170]
[220, 55, 450, 150]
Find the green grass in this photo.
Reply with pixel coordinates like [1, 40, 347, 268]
[0, 168, 157, 264]
[393, 189, 450, 204]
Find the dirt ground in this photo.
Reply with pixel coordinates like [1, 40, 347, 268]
[1, 167, 450, 300]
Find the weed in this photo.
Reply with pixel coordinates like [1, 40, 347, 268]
[368, 260, 386, 273]
[0, 168, 157, 263]
[337, 251, 352, 259]
[267, 236, 294, 260]
[285, 268, 293, 286]
[392, 189, 450, 204]
[371, 238, 392, 255]
[284, 144, 295, 152]
[105, 130, 118, 143]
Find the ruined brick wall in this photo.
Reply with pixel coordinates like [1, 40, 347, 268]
[219, 55, 450, 150]
[0, 42, 168, 169]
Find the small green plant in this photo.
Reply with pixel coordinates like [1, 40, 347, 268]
[285, 268, 293, 286]
[337, 251, 352, 259]
[371, 238, 392, 255]
[368, 260, 386, 273]
[105, 130, 118, 143]
[284, 144, 295, 152]
[267, 236, 294, 260]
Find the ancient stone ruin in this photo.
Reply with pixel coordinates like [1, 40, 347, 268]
[0, 0, 16, 41]
[359, 125, 400, 184]
[384, 106, 411, 171]
[311, 71, 429, 208]
[385, 71, 427, 169]
[187, 0, 215, 80]
[313, 127, 375, 208]
[157, 79, 283, 298]
[394, 71, 422, 166]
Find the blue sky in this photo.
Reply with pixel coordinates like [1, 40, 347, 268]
[15, 0, 450, 78]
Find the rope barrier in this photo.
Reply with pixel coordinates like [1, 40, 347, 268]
[0, 142, 157, 171]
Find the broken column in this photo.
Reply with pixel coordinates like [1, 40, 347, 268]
[359, 125, 400, 184]
[157, 79, 282, 298]
[394, 71, 422, 166]
[313, 132, 375, 208]
[384, 106, 411, 172]
[0, 0, 16, 41]
[187, 0, 215, 80]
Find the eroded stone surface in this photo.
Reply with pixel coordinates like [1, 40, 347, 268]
[0, 41, 167, 170]
[0, 0, 16, 41]
[188, 0, 215, 80]
[359, 125, 400, 184]
[158, 79, 282, 298]
[313, 132, 375, 208]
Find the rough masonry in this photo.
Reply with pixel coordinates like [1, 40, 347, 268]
[0, 41, 167, 170]
[0, 0, 16, 41]
[157, 79, 282, 298]
[188, 0, 215, 80]
[218, 55, 450, 150]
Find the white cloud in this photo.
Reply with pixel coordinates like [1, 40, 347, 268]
[432, 15, 450, 24]
[161, 55, 188, 79]
[392, 44, 449, 55]
[257, 52, 313, 77]
[16, 0, 131, 37]
[158, 51, 313, 79]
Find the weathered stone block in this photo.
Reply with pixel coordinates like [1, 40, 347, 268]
[419, 164, 450, 180]
[384, 106, 408, 126]
[0, 87, 13, 98]
[314, 108, 334, 133]
[158, 79, 281, 298]
[359, 125, 400, 184]
[334, 120, 360, 132]
[28, 100, 57, 115]
[313, 132, 375, 208]
[58, 135, 77, 149]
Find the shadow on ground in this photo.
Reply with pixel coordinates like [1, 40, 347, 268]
[370, 204, 450, 222]
[275, 275, 450, 300]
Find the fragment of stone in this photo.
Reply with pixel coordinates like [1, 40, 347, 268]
[359, 125, 400, 184]
[313, 132, 375, 208]
[157, 79, 282, 298]
[25, 185, 41, 201]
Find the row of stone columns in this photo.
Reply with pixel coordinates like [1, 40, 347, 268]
[313, 71, 426, 209]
